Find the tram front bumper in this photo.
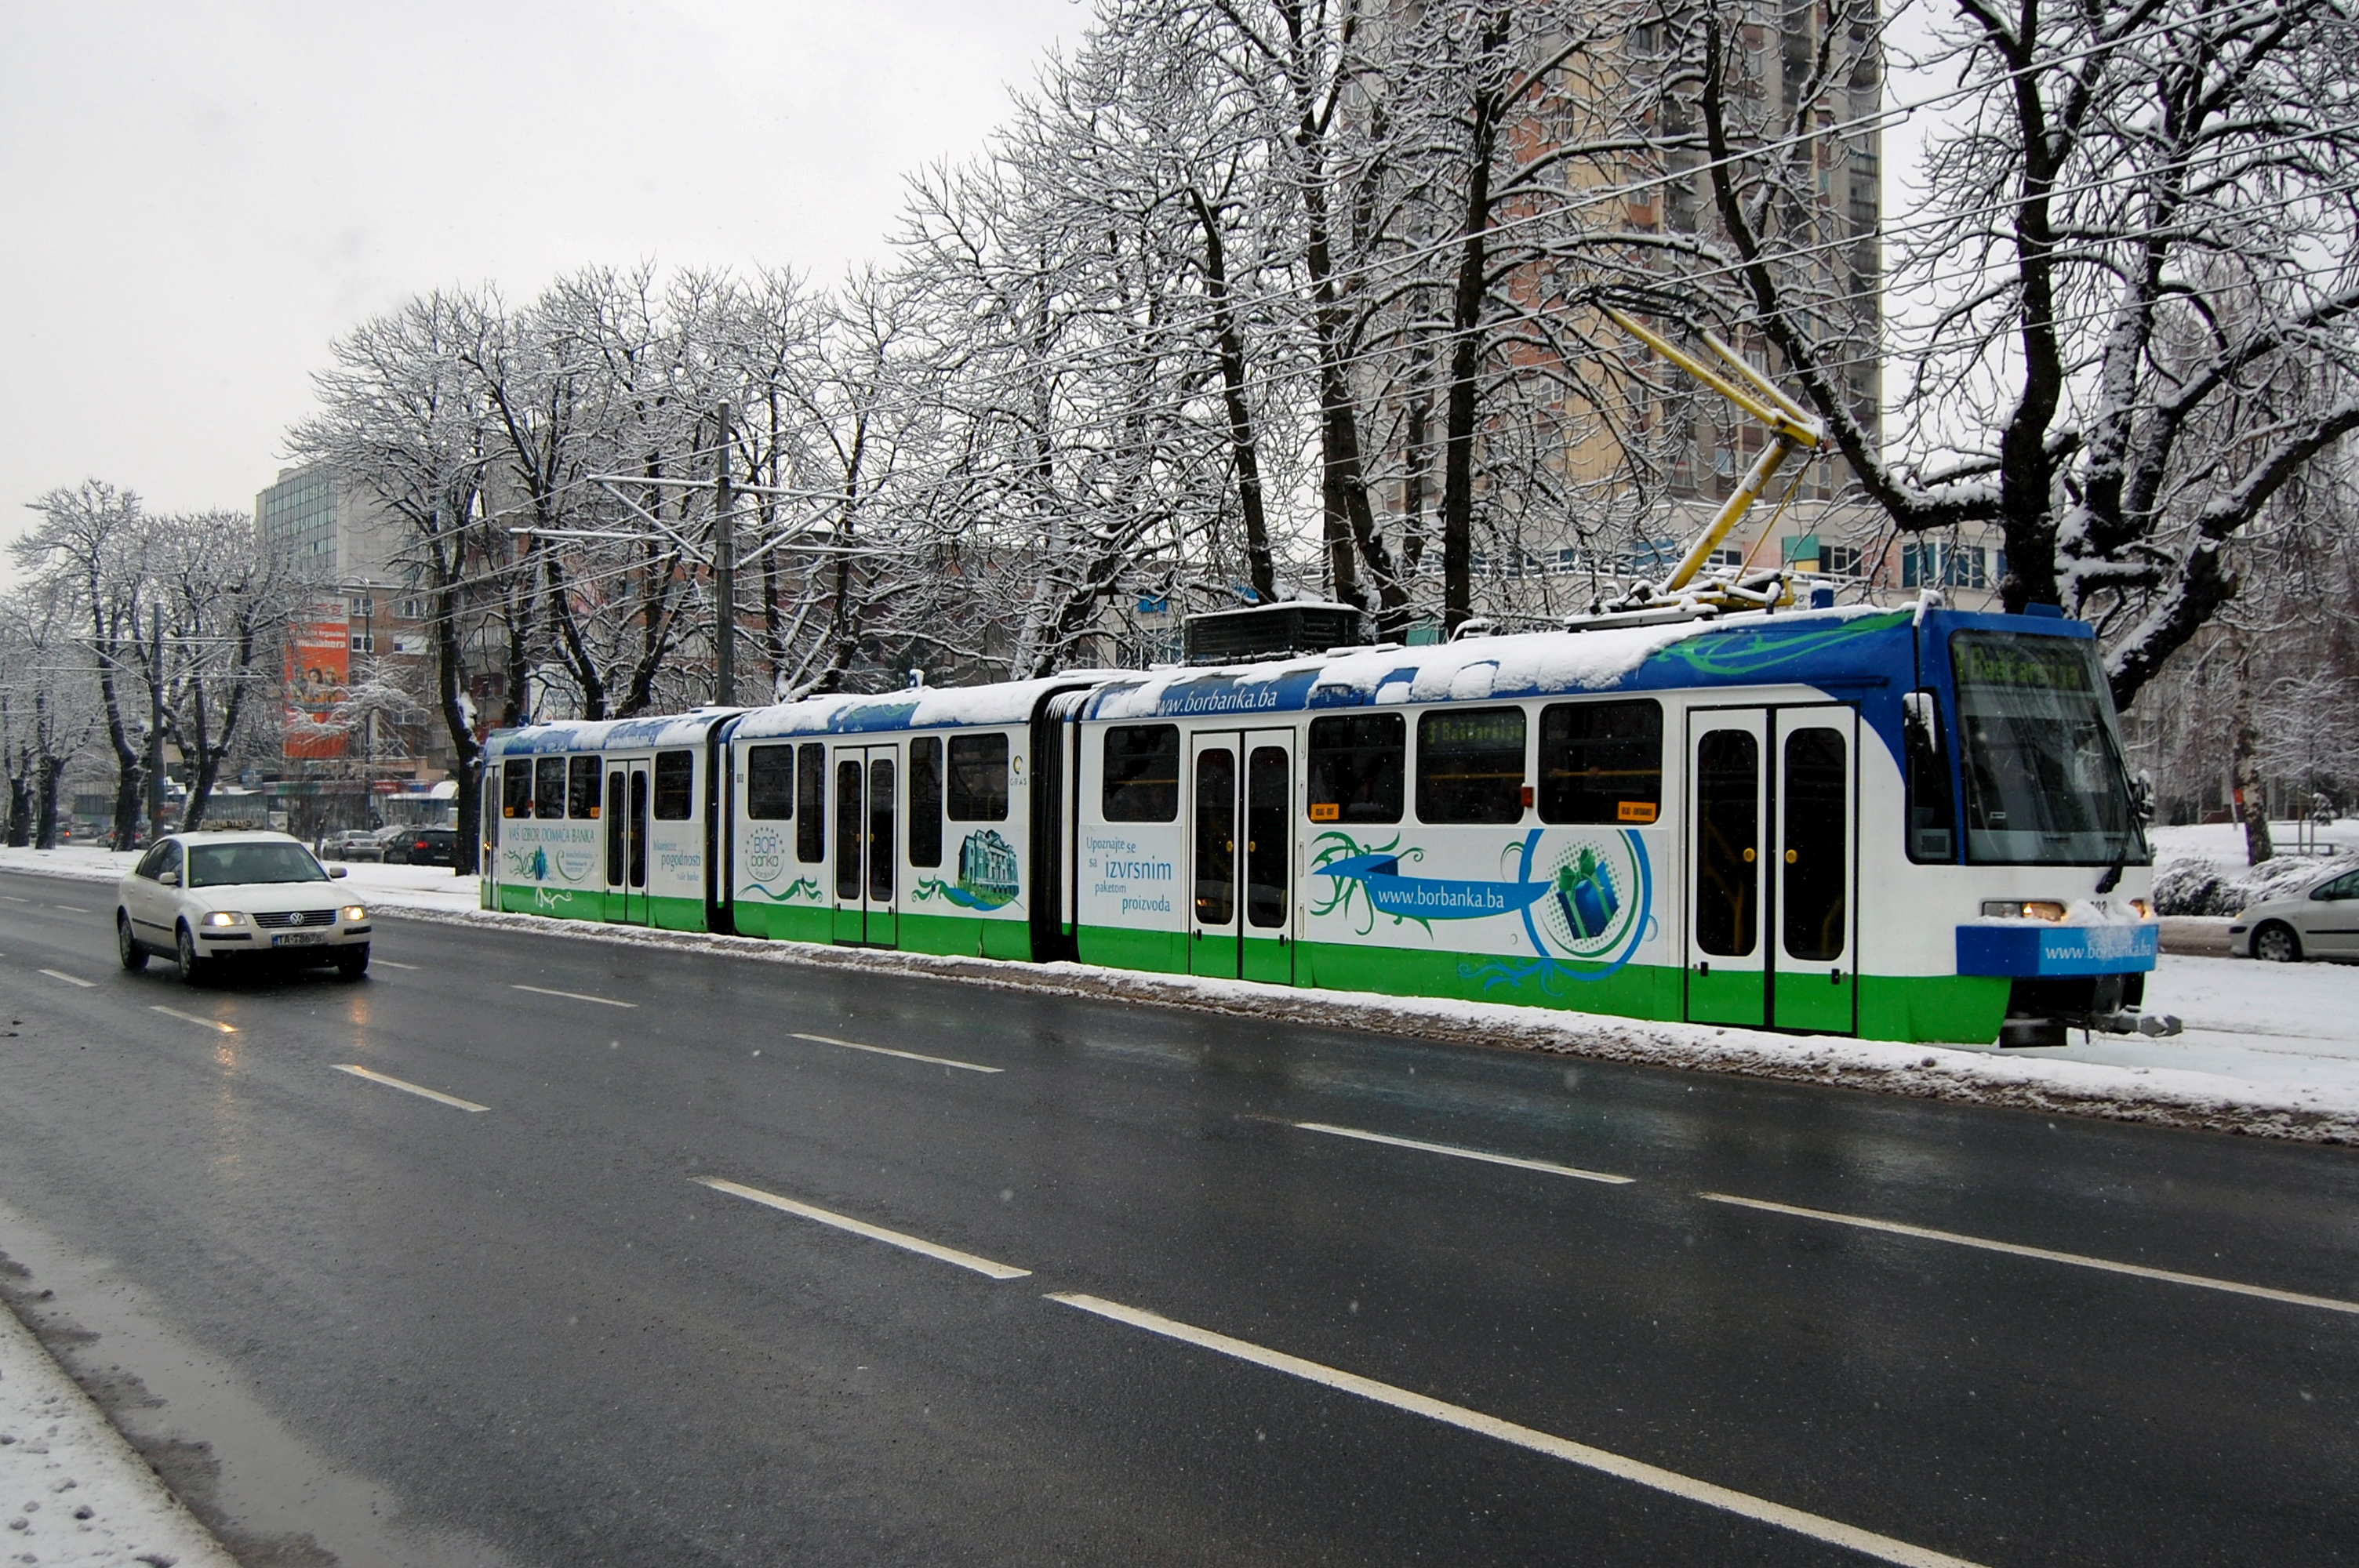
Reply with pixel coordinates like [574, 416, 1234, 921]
[1957, 922, 2176, 1046]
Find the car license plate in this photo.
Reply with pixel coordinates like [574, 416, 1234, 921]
[272, 931, 326, 947]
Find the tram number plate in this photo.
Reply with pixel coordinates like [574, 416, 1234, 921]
[272, 931, 327, 947]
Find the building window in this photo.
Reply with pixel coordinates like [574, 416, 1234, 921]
[1902, 543, 1987, 590]
[349, 633, 375, 654]
[1822, 544, 1864, 578]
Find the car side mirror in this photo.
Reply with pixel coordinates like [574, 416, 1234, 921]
[158, 869, 180, 887]
[331, 866, 349, 878]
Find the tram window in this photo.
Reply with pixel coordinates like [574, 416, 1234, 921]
[568, 756, 602, 818]
[1245, 746, 1289, 928]
[1903, 690, 1957, 862]
[795, 742, 825, 862]
[1696, 729, 1760, 956]
[746, 745, 794, 820]
[1539, 700, 1662, 824]
[484, 778, 500, 849]
[533, 757, 566, 819]
[502, 760, 532, 819]
[1103, 724, 1180, 822]
[1783, 727, 1848, 960]
[947, 732, 1009, 821]
[835, 759, 863, 900]
[1307, 713, 1403, 824]
[652, 750, 694, 820]
[909, 736, 944, 867]
[1417, 707, 1526, 825]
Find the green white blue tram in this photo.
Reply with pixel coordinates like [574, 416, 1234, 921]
[480, 601, 2162, 1047]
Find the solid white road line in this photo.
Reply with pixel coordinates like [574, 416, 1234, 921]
[1294, 1122, 1633, 1185]
[696, 1178, 1030, 1279]
[511, 982, 637, 1008]
[1699, 1192, 2359, 1316]
[790, 1032, 1002, 1074]
[1048, 1293, 1983, 1568]
[333, 1064, 489, 1113]
[38, 969, 95, 989]
[151, 1005, 236, 1034]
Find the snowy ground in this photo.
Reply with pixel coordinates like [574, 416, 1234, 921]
[2151, 818, 2357, 914]
[6, 844, 2357, 1143]
[0, 1291, 237, 1568]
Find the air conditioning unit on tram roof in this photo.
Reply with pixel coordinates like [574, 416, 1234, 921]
[1181, 601, 1366, 665]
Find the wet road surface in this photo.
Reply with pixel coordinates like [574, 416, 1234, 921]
[0, 866, 2354, 1566]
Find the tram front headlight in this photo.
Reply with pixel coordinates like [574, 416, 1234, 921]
[1982, 900, 2067, 921]
[2129, 898, 2152, 919]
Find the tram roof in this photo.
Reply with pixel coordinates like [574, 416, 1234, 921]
[1079, 604, 2030, 721]
[730, 673, 1125, 741]
[485, 708, 741, 757]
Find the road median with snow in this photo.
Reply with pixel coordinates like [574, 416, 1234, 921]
[7, 844, 2356, 1145]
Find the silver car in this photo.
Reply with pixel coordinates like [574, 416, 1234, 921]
[116, 830, 373, 983]
[2230, 862, 2359, 962]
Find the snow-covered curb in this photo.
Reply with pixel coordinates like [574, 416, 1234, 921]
[8, 848, 2356, 1145]
[386, 902, 2359, 1145]
[0, 1295, 238, 1568]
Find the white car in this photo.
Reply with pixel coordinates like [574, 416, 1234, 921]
[2230, 862, 2359, 963]
[116, 830, 373, 983]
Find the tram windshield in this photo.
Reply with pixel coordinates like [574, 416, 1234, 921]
[1950, 631, 2147, 866]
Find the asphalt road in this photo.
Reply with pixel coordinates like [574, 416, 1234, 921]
[0, 864, 2354, 1568]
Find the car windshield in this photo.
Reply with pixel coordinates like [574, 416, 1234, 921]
[1951, 631, 2148, 866]
[187, 842, 331, 887]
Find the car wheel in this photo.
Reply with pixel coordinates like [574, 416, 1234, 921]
[118, 912, 148, 971]
[2252, 920, 2303, 964]
[175, 923, 210, 985]
[334, 943, 369, 979]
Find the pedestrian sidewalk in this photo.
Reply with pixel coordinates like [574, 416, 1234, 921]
[0, 1296, 236, 1568]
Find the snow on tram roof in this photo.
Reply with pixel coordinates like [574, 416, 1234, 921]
[732, 673, 1128, 739]
[487, 709, 741, 756]
[1082, 603, 1908, 721]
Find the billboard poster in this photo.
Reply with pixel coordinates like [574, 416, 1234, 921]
[284, 597, 351, 760]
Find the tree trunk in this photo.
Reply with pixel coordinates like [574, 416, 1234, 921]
[1440, 9, 1512, 637]
[33, 757, 61, 851]
[1190, 189, 1276, 603]
[2231, 647, 2273, 865]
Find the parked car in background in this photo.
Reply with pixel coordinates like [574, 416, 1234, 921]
[115, 831, 370, 982]
[383, 827, 458, 867]
[320, 828, 385, 862]
[2232, 863, 2359, 961]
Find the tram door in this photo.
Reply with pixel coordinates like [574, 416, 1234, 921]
[605, 757, 651, 925]
[1188, 729, 1297, 982]
[832, 745, 899, 947]
[1683, 706, 1858, 1033]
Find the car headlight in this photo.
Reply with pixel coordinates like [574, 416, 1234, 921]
[340, 905, 368, 924]
[201, 910, 245, 927]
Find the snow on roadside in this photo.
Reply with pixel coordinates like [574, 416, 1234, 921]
[2151, 820, 2357, 915]
[0, 1296, 238, 1568]
[8, 845, 2358, 1144]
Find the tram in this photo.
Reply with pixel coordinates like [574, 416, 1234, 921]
[478, 598, 2163, 1047]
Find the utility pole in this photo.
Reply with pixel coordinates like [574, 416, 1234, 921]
[713, 401, 736, 707]
[146, 603, 166, 838]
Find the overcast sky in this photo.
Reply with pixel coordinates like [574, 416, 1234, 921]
[0, 0, 1092, 571]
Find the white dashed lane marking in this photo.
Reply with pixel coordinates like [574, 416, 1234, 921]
[697, 1178, 1030, 1279]
[1699, 1192, 2359, 1316]
[1048, 1292, 1983, 1568]
[333, 1064, 489, 1112]
[1294, 1122, 1632, 1185]
[151, 1005, 236, 1034]
[38, 969, 95, 989]
[511, 983, 636, 1008]
[789, 1032, 1001, 1074]
[373, 959, 420, 971]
